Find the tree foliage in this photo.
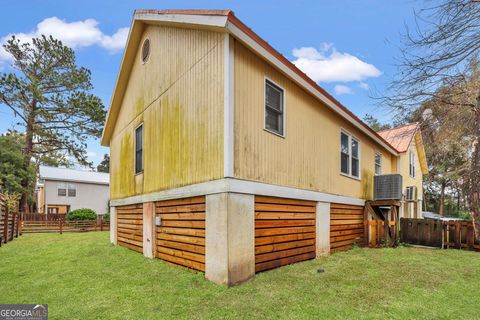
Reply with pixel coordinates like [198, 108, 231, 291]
[383, 0, 480, 237]
[0, 35, 106, 210]
[363, 114, 392, 132]
[96, 154, 110, 173]
[0, 132, 36, 199]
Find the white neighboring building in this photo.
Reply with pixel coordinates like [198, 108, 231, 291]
[37, 166, 110, 215]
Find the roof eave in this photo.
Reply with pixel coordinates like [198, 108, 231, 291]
[225, 14, 398, 155]
[101, 15, 143, 146]
[101, 12, 229, 146]
[42, 177, 110, 186]
[101, 11, 398, 155]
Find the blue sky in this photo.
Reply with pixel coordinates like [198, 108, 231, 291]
[0, 0, 423, 167]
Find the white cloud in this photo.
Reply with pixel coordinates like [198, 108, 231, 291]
[334, 84, 353, 95]
[87, 151, 97, 158]
[0, 17, 128, 63]
[358, 82, 369, 90]
[100, 27, 129, 51]
[292, 43, 381, 83]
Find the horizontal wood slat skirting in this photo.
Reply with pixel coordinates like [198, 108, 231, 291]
[330, 203, 365, 253]
[155, 196, 206, 272]
[255, 196, 316, 273]
[116, 204, 143, 253]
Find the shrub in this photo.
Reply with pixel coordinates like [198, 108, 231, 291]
[103, 212, 110, 221]
[67, 208, 97, 221]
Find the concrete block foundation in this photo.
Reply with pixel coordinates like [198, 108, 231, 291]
[205, 192, 255, 286]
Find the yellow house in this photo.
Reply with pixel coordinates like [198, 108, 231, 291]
[101, 10, 428, 285]
[378, 123, 428, 219]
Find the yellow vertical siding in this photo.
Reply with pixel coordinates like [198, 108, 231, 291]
[233, 40, 393, 199]
[110, 25, 225, 200]
[399, 132, 424, 216]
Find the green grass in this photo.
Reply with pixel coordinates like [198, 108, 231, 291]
[1, 233, 480, 319]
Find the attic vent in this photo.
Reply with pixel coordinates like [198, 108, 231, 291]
[141, 39, 150, 63]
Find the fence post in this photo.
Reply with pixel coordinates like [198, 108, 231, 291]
[370, 221, 376, 246]
[3, 207, 9, 244]
[15, 213, 19, 238]
[454, 223, 461, 249]
[467, 223, 474, 250]
[19, 213, 23, 236]
[59, 217, 63, 235]
[100, 216, 103, 232]
[10, 213, 16, 241]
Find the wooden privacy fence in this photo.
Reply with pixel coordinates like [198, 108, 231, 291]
[400, 218, 480, 251]
[367, 219, 397, 247]
[443, 221, 480, 250]
[0, 204, 21, 246]
[20, 213, 109, 234]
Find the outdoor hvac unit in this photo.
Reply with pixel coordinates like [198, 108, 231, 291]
[374, 174, 403, 201]
[405, 186, 418, 201]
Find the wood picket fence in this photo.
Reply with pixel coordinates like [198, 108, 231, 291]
[400, 218, 480, 251]
[20, 213, 109, 234]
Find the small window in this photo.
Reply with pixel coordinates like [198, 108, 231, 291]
[135, 124, 144, 174]
[340, 132, 350, 174]
[58, 183, 66, 197]
[409, 151, 416, 177]
[67, 183, 76, 197]
[351, 138, 359, 178]
[340, 131, 360, 179]
[142, 39, 150, 63]
[375, 152, 382, 175]
[265, 79, 284, 136]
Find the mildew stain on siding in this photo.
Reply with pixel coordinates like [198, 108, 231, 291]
[109, 25, 225, 200]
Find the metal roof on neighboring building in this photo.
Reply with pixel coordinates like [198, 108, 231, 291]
[422, 211, 464, 221]
[39, 166, 110, 185]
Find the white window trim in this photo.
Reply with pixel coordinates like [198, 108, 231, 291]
[134, 123, 144, 175]
[263, 76, 286, 138]
[57, 182, 67, 197]
[340, 128, 361, 180]
[58, 182, 76, 197]
[67, 183, 76, 197]
[374, 151, 382, 175]
[409, 150, 416, 178]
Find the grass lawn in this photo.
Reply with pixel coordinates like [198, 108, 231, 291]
[1, 233, 480, 319]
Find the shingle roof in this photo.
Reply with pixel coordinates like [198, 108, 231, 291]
[39, 166, 110, 185]
[378, 123, 419, 153]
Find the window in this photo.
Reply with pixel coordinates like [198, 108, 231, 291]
[340, 133, 350, 174]
[135, 124, 144, 174]
[375, 152, 382, 175]
[351, 139, 359, 177]
[409, 151, 416, 177]
[67, 183, 76, 197]
[340, 131, 360, 178]
[58, 183, 76, 197]
[265, 79, 284, 136]
[58, 183, 66, 196]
